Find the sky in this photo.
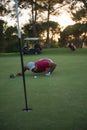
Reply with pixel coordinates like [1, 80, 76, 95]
[50, 12, 75, 28]
[5, 10, 75, 30]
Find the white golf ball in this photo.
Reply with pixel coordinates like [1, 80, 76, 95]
[34, 76, 37, 78]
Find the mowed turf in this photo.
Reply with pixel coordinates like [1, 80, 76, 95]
[0, 48, 87, 130]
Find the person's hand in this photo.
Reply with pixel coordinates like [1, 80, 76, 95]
[17, 72, 22, 76]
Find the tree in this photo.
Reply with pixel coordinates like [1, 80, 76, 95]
[0, 20, 7, 52]
[64, 0, 87, 22]
[23, 20, 60, 47]
[1, 0, 87, 50]
[0, 0, 8, 16]
[18, 0, 63, 47]
[37, 0, 64, 47]
[59, 22, 87, 48]
[5, 26, 19, 52]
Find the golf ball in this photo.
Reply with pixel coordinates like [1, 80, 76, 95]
[34, 76, 37, 78]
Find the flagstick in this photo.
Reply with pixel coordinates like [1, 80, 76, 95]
[14, 0, 32, 112]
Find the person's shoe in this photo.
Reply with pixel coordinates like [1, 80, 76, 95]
[45, 72, 51, 76]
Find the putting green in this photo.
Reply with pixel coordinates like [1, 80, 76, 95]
[0, 48, 87, 130]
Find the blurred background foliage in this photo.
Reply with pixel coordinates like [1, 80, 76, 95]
[0, 0, 87, 52]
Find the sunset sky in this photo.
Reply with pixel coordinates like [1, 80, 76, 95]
[5, 10, 75, 29]
[1, 1, 75, 29]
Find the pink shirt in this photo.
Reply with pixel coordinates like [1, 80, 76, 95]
[35, 59, 50, 72]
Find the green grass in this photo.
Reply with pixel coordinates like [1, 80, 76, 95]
[0, 48, 87, 130]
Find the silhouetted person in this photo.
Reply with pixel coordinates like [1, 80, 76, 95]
[68, 43, 75, 51]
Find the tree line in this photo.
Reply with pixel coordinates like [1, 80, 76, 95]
[0, 0, 87, 52]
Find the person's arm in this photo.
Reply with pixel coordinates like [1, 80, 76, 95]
[17, 66, 29, 76]
[47, 62, 57, 74]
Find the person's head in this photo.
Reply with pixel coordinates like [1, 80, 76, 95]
[27, 62, 35, 70]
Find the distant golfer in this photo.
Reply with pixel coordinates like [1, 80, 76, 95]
[17, 58, 57, 76]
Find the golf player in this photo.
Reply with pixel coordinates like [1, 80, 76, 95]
[17, 58, 57, 76]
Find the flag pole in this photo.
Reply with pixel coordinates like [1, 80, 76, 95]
[14, 0, 32, 112]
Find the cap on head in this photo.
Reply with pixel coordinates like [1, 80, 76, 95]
[27, 62, 35, 70]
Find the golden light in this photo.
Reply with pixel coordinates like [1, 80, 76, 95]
[51, 12, 75, 29]
[4, 7, 75, 29]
